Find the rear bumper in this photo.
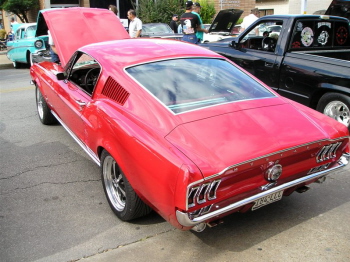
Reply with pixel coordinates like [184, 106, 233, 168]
[176, 153, 350, 227]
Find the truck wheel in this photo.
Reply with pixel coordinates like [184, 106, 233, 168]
[317, 93, 350, 129]
[101, 150, 152, 221]
[35, 86, 57, 125]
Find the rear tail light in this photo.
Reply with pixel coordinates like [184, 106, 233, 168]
[187, 180, 221, 209]
[316, 142, 341, 163]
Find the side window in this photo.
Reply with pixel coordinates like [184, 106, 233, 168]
[15, 28, 22, 40]
[240, 21, 282, 52]
[26, 26, 36, 39]
[68, 52, 101, 96]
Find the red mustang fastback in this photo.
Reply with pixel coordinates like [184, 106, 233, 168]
[30, 8, 349, 232]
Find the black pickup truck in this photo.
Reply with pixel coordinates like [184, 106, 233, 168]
[201, 14, 350, 130]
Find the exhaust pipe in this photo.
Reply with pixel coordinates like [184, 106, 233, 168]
[191, 223, 206, 232]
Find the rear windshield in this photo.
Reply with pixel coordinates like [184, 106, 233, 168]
[126, 58, 275, 114]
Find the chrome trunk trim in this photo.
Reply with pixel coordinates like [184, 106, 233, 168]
[176, 153, 349, 227]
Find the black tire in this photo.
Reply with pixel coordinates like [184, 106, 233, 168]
[101, 150, 152, 221]
[27, 52, 33, 67]
[35, 86, 57, 125]
[13, 61, 20, 69]
[316, 92, 350, 130]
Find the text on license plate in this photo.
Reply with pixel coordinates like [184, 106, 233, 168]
[251, 190, 283, 211]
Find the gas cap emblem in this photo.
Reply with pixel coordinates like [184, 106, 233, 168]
[265, 164, 282, 181]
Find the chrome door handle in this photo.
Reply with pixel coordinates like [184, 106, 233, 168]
[75, 100, 86, 106]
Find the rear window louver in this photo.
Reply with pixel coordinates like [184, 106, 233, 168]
[101, 76, 130, 105]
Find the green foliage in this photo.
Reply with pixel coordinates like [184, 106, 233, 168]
[136, 0, 183, 24]
[0, 0, 39, 23]
[195, 0, 216, 24]
[136, 0, 216, 24]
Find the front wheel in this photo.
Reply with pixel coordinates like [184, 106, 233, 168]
[35, 86, 57, 125]
[101, 150, 152, 221]
[316, 92, 350, 130]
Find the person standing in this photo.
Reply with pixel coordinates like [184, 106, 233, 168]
[48, 30, 60, 63]
[180, 1, 206, 44]
[127, 9, 142, 38]
[240, 8, 260, 33]
[192, 2, 208, 43]
[109, 5, 119, 16]
[169, 14, 178, 33]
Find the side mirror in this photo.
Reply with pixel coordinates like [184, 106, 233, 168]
[229, 40, 240, 50]
[56, 72, 66, 81]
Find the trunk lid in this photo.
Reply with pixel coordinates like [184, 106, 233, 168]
[166, 102, 331, 178]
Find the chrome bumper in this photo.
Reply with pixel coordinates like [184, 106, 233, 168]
[32, 49, 51, 64]
[176, 153, 350, 227]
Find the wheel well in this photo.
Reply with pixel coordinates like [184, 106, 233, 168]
[310, 89, 349, 109]
[26, 51, 31, 64]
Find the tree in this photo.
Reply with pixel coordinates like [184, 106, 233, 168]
[196, 0, 216, 24]
[135, 0, 216, 24]
[136, 0, 183, 24]
[0, 0, 39, 23]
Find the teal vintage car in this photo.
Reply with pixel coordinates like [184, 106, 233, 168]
[6, 23, 48, 68]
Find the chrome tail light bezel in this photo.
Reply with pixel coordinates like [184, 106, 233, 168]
[316, 142, 341, 163]
[187, 179, 221, 209]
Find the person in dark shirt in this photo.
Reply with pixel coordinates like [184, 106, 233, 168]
[180, 1, 207, 44]
[169, 14, 178, 33]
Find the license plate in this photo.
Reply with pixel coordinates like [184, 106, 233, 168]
[251, 190, 283, 211]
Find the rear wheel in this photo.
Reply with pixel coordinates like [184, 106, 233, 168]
[13, 61, 20, 69]
[317, 92, 350, 130]
[35, 86, 57, 125]
[101, 150, 152, 221]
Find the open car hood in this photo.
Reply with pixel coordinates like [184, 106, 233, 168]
[209, 9, 243, 33]
[325, 0, 350, 20]
[36, 8, 130, 67]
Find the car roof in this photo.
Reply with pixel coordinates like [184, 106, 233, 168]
[81, 38, 222, 68]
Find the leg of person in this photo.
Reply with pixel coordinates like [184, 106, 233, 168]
[50, 47, 60, 63]
[182, 34, 198, 44]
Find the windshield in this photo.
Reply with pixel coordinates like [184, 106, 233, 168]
[126, 58, 275, 114]
[142, 24, 173, 34]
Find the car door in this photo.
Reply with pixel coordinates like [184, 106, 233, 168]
[53, 52, 101, 141]
[11, 27, 24, 60]
[223, 20, 284, 90]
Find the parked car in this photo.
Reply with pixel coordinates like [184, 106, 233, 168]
[203, 9, 243, 42]
[31, 8, 349, 232]
[202, 14, 350, 131]
[141, 23, 182, 40]
[325, 0, 350, 20]
[6, 23, 48, 68]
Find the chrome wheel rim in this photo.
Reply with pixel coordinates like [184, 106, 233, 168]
[36, 88, 44, 120]
[103, 156, 126, 211]
[324, 100, 350, 127]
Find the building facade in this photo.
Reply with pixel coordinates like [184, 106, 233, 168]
[1, 0, 334, 37]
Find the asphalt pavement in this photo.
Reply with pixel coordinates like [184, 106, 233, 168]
[1, 52, 350, 262]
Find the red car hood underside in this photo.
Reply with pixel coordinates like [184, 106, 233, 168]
[40, 8, 130, 67]
[166, 103, 334, 177]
